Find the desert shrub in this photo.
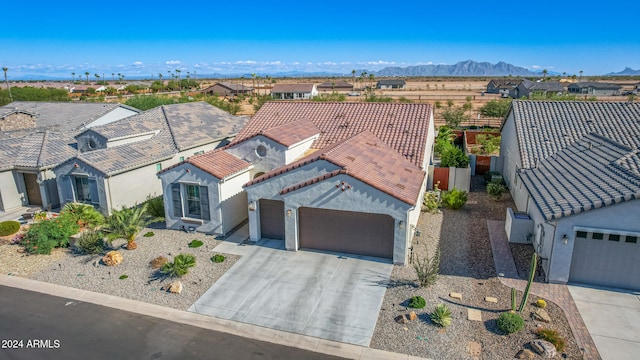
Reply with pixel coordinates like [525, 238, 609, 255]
[422, 190, 441, 213]
[62, 202, 104, 228]
[188, 239, 203, 248]
[484, 171, 501, 184]
[536, 328, 566, 352]
[414, 244, 441, 287]
[21, 214, 79, 254]
[364, 94, 393, 103]
[143, 232, 155, 237]
[211, 254, 225, 263]
[442, 188, 468, 210]
[477, 134, 501, 154]
[536, 299, 547, 308]
[487, 182, 507, 200]
[408, 296, 426, 309]
[0, 221, 20, 236]
[430, 304, 452, 327]
[311, 92, 346, 102]
[497, 312, 524, 334]
[440, 143, 469, 168]
[119, 275, 128, 280]
[161, 254, 196, 277]
[76, 230, 106, 254]
[144, 195, 165, 218]
[150, 255, 168, 269]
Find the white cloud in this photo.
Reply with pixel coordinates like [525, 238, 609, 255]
[165, 60, 181, 65]
[531, 65, 541, 69]
[235, 60, 257, 64]
[132, 61, 144, 68]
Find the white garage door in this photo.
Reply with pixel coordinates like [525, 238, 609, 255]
[569, 231, 640, 290]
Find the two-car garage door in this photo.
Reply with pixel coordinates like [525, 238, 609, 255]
[298, 207, 394, 259]
[569, 231, 640, 290]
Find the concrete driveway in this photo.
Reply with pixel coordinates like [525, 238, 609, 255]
[189, 231, 393, 346]
[568, 285, 640, 360]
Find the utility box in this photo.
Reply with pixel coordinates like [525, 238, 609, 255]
[505, 207, 534, 243]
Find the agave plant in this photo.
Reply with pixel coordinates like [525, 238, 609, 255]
[62, 202, 104, 228]
[104, 203, 162, 250]
[161, 254, 196, 277]
[430, 304, 452, 327]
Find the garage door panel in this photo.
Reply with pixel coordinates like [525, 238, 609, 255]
[260, 200, 284, 240]
[299, 207, 394, 259]
[570, 235, 640, 290]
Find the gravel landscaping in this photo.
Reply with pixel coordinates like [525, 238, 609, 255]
[3, 223, 239, 311]
[370, 176, 582, 359]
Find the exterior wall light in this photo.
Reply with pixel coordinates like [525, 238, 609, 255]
[248, 201, 256, 211]
[562, 234, 569, 245]
[286, 209, 292, 217]
[399, 220, 405, 230]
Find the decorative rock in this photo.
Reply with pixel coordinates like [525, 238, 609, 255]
[102, 251, 123, 266]
[467, 309, 482, 321]
[515, 349, 536, 359]
[395, 314, 408, 324]
[530, 340, 557, 358]
[449, 292, 462, 300]
[409, 311, 417, 321]
[532, 308, 551, 323]
[169, 281, 183, 294]
[484, 296, 498, 303]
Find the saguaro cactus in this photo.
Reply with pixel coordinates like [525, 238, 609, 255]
[518, 252, 538, 312]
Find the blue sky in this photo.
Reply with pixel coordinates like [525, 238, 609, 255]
[2, 0, 639, 79]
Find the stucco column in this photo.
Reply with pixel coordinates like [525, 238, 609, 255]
[248, 199, 261, 242]
[284, 205, 298, 251]
[393, 217, 408, 265]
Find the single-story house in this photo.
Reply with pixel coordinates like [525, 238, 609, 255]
[202, 82, 254, 97]
[486, 78, 525, 96]
[159, 102, 435, 265]
[500, 100, 640, 290]
[53, 102, 248, 215]
[270, 84, 318, 100]
[0, 102, 140, 211]
[377, 79, 406, 89]
[567, 82, 622, 96]
[508, 80, 566, 99]
[316, 80, 354, 92]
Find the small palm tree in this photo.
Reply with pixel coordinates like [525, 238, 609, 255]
[104, 203, 162, 250]
[71, 72, 76, 83]
[542, 69, 548, 80]
[2, 67, 12, 101]
[84, 71, 90, 84]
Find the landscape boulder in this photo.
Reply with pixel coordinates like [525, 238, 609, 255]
[530, 339, 557, 358]
[169, 281, 183, 294]
[395, 314, 408, 324]
[515, 349, 536, 359]
[532, 308, 551, 323]
[102, 251, 123, 266]
[409, 311, 417, 321]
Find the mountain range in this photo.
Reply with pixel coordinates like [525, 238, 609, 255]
[374, 60, 537, 77]
[606, 67, 640, 76]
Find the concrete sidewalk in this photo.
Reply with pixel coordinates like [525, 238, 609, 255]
[0, 274, 430, 360]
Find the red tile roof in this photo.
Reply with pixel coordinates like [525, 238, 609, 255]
[248, 131, 426, 205]
[160, 149, 251, 179]
[233, 102, 432, 168]
[260, 119, 320, 147]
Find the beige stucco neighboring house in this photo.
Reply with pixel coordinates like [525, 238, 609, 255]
[159, 101, 435, 265]
[0, 102, 141, 211]
[500, 100, 640, 290]
[54, 102, 248, 215]
[270, 84, 318, 100]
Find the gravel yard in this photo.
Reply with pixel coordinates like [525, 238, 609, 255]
[370, 176, 582, 359]
[3, 224, 238, 311]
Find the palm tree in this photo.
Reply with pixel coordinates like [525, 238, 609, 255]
[175, 69, 181, 90]
[579, 70, 583, 82]
[71, 72, 76, 83]
[3, 67, 12, 101]
[542, 69, 548, 80]
[84, 72, 90, 84]
[251, 73, 256, 92]
[111, 73, 115, 82]
[158, 73, 163, 92]
[94, 74, 100, 84]
[104, 203, 162, 250]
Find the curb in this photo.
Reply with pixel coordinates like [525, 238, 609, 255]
[0, 274, 431, 360]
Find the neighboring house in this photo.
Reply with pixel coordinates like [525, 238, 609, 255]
[377, 80, 406, 89]
[500, 101, 640, 290]
[54, 102, 248, 215]
[0, 102, 140, 211]
[316, 80, 354, 92]
[508, 80, 566, 99]
[159, 102, 435, 265]
[486, 78, 525, 96]
[202, 82, 254, 97]
[567, 82, 622, 96]
[270, 84, 318, 100]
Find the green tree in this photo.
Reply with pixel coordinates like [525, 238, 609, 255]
[104, 203, 162, 250]
[542, 69, 548, 80]
[480, 99, 512, 118]
[441, 106, 468, 128]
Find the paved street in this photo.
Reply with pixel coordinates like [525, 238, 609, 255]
[0, 286, 344, 360]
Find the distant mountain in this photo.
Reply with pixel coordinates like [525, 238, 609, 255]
[606, 67, 640, 76]
[375, 60, 537, 77]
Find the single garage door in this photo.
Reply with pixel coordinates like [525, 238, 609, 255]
[260, 199, 284, 240]
[569, 231, 640, 290]
[298, 207, 394, 259]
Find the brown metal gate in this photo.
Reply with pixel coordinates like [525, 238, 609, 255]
[475, 155, 492, 175]
[23, 173, 42, 206]
[298, 207, 394, 259]
[259, 199, 284, 240]
[432, 167, 449, 190]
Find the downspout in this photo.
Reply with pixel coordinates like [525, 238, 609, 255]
[543, 220, 558, 283]
[217, 178, 224, 235]
[106, 176, 114, 216]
